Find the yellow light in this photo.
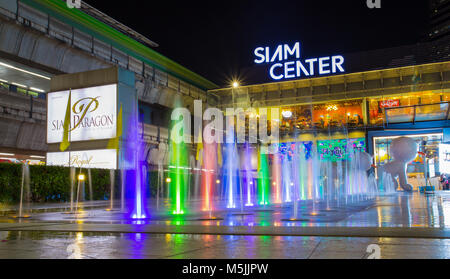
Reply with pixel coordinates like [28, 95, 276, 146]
[326, 105, 338, 111]
[232, 81, 239, 88]
[216, 179, 220, 184]
[166, 177, 172, 183]
[78, 174, 85, 181]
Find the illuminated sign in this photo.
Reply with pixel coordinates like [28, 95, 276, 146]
[254, 42, 345, 80]
[439, 143, 450, 173]
[379, 99, 400, 108]
[47, 84, 117, 143]
[46, 149, 117, 169]
[318, 138, 366, 162]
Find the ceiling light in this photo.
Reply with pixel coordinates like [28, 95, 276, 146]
[12, 82, 27, 88]
[0, 152, 14, 156]
[30, 87, 45, 93]
[30, 155, 45, 159]
[0, 62, 51, 80]
[282, 110, 293, 118]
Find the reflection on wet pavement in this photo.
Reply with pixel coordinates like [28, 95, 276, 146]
[1, 192, 449, 228]
[0, 192, 449, 259]
[0, 231, 449, 259]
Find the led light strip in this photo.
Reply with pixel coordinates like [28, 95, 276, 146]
[0, 61, 51, 80]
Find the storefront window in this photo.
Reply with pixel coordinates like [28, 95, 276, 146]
[368, 90, 450, 125]
[280, 105, 312, 133]
[373, 133, 442, 190]
[312, 100, 363, 130]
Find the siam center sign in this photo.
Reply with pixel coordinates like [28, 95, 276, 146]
[47, 84, 117, 143]
[254, 42, 345, 81]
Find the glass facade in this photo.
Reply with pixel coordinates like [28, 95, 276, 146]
[373, 133, 443, 190]
[368, 90, 450, 125]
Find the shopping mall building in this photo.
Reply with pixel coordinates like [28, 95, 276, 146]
[0, 0, 449, 190]
[0, 0, 219, 167]
[210, 55, 450, 190]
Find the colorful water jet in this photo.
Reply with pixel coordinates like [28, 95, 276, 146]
[257, 145, 270, 205]
[168, 110, 189, 215]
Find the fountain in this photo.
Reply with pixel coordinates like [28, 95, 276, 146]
[14, 163, 30, 219]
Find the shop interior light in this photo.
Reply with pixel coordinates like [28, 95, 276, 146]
[282, 110, 293, 118]
[30, 155, 45, 159]
[0, 62, 51, 80]
[0, 79, 8, 83]
[326, 105, 338, 111]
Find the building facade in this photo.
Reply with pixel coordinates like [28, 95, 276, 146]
[0, 0, 218, 166]
[210, 60, 450, 190]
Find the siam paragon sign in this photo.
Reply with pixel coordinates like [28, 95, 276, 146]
[47, 84, 117, 143]
[254, 42, 345, 81]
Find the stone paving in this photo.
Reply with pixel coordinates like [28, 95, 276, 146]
[0, 191, 449, 259]
[0, 231, 449, 259]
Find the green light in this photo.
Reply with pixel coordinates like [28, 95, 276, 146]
[168, 113, 188, 216]
[257, 147, 270, 205]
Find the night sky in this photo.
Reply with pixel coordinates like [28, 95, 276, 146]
[83, 0, 429, 87]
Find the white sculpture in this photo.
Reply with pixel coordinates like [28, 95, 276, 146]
[378, 137, 418, 192]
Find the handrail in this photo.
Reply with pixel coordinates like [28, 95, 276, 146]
[384, 101, 450, 124]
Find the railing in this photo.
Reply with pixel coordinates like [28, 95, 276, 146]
[384, 101, 450, 125]
[0, 3, 207, 98]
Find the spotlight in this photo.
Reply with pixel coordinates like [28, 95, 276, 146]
[216, 179, 220, 184]
[78, 174, 85, 181]
[232, 81, 239, 88]
[166, 177, 172, 183]
[282, 110, 293, 118]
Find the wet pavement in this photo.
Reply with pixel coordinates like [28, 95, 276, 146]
[0, 192, 449, 259]
[0, 231, 449, 259]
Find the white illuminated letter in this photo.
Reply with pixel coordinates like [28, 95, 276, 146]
[254, 47, 265, 64]
[270, 63, 284, 80]
[319, 57, 330, 75]
[270, 45, 283, 62]
[296, 61, 310, 77]
[265, 47, 270, 63]
[284, 61, 295, 79]
[332, 55, 345, 73]
[284, 42, 300, 60]
[304, 58, 317, 75]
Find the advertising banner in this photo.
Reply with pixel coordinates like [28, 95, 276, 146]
[46, 149, 117, 169]
[47, 84, 117, 143]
